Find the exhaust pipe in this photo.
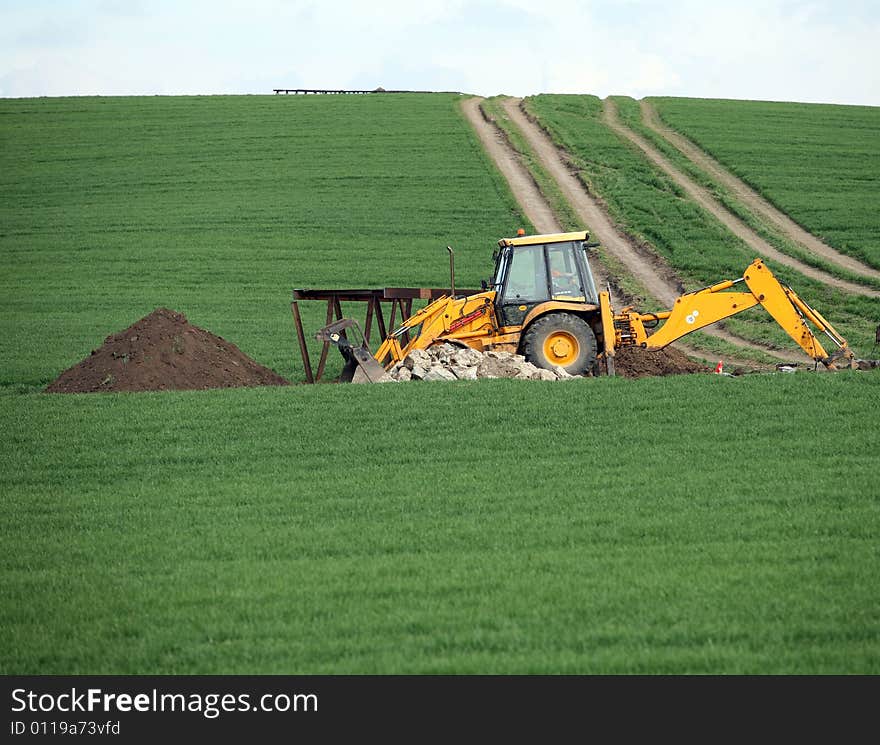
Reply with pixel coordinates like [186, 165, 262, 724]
[447, 245, 456, 298]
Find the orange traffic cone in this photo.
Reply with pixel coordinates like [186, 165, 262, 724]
[714, 360, 724, 374]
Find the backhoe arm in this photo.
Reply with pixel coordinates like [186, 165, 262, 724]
[372, 296, 451, 365]
[618, 259, 854, 368]
[742, 260, 851, 364]
[372, 292, 497, 366]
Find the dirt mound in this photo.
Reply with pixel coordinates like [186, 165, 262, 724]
[613, 346, 709, 378]
[46, 308, 289, 393]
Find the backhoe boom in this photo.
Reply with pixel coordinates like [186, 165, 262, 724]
[616, 259, 854, 368]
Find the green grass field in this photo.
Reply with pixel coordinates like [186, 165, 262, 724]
[0, 94, 523, 387]
[649, 97, 880, 270]
[2, 93, 879, 675]
[610, 96, 880, 291]
[3, 374, 879, 674]
[525, 94, 880, 355]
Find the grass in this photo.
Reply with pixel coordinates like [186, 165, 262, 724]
[524, 94, 880, 356]
[648, 97, 880, 270]
[2, 92, 879, 676]
[610, 96, 880, 293]
[479, 97, 582, 233]
[3, 373, 879, 674]
[0, 94, 525, 387]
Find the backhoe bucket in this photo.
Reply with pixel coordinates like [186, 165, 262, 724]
[824, 345, 857, 371]
[315, 318, 388, 383]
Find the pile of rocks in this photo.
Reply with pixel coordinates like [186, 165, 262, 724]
[380, 343, 579, 383]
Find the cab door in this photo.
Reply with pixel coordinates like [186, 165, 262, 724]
[547, 242, 589, 302]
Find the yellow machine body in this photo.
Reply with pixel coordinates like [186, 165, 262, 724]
[325, 232, 855, 378]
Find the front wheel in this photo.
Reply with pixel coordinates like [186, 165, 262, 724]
[521, 313, 597, 376]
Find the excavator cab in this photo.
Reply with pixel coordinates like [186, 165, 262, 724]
[492, 231, 599, 327]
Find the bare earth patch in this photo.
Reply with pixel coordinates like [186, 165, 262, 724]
[46, 308, 290, 393]
[613, 347, 709, 378]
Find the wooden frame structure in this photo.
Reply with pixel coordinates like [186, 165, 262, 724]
[291, 287, 478, 383]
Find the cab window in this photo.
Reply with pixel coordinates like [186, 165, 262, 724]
[501, 245, 548, 303]
[548, 244, 585, 299]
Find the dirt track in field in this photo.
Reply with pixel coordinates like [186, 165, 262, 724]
[489, 97, 802, 364]
[460, 97, 616, 301]
[497, 98, 680, 307]
[461, 97, 562, 235]
[602, 99, 880, 299]
[639, 100, 880, 284]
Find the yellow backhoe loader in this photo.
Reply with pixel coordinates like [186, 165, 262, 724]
[318, 230, 855, 381]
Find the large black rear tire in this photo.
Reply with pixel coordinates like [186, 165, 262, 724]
[521, 313, 597, 376]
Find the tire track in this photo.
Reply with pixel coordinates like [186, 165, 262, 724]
[460, 97, 561, 235]
[603, 99, 880, 299]
[499, 98, 680, 306]
[640, 100, 880, 283]
[497, 97, 801, 363]
[461, 98, 616, 302]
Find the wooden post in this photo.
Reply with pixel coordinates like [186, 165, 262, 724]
[401, 299, 413, 345]
[389, 299, 398, 330]
[290, 301, 314, 384]
[374, 299, 387, 340]
[314, 299, 335, 383]
[364, 297, 375, 343]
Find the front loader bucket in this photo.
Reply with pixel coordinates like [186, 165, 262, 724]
[316, 319, 388, 383]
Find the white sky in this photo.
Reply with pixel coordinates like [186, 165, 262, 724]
[1, 0, 878, 105]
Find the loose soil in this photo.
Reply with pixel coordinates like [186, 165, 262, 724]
[46, 308, 290, 393]
[613, 346, 709, 378]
